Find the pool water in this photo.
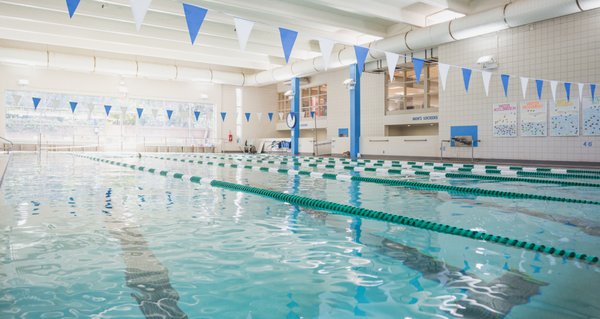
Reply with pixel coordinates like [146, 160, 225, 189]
[0, 152, 599, 318]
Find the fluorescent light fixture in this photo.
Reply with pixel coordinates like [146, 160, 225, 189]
[426, 9, 465, 26]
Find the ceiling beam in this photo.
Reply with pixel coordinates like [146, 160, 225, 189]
[169, 0, 388, 41]
[302, 0, 427, 27]
[0, 17, 278, 70]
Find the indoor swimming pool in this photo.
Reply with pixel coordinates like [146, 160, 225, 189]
[1, 152, 599, 318]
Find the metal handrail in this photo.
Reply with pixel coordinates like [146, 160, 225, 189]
[0, 136, 13, 153]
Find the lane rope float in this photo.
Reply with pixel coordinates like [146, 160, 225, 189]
[181, 152, 600, 177]
[144, 155, 600, 206]
[179, 153, 600, 181]
[160, 154, 600, 188]
[75, 153, 599, 264]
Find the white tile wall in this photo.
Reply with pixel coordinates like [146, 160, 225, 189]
[439, 9, 600, 162]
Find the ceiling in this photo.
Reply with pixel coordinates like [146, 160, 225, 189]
[0, 0, 507, 72]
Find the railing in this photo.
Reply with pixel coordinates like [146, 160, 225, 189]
[0, 136, 14, 154]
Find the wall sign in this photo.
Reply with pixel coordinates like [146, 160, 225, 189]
[520, 101, 547, 137]
[550, 98, 579, 136]
[492, 102, 517, 137]
[583, 97, 600, 136]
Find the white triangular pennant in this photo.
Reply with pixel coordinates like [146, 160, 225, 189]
[318, 38, 334, 70]
[550, 80, 558, 102]
[438, 63, 450, 91]
[130, 0, 152, 31]
[520, 77, 529, 99]
[278, 112, 284, 121]
[151, 108, 158, 119]
[87, 104, 95, 114]
[481, 71, 492, 96]
[234, 17, 254, 51]
[578, 83, 584, 101]
[257, 112, 262, 121]
[120, 106, 128, 115]
[384, 52, 399, 82]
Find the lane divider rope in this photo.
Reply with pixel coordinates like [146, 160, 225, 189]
[177, 153, 600, 181]
[75, 153, 599, 264]
[145, 155, 600, 206]
[161, 154, 600, 188]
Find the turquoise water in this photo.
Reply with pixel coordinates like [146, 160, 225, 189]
[1, 152, 599, 318]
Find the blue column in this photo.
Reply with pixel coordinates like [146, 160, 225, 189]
[349, 64, 361, 160]
[291, 77, 300, 156]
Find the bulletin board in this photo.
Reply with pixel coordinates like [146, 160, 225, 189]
[583, 97, 600, 136]
[520, 101, 547, 137]
[550, 98, 579, 136]
[492, 102, 517, 137]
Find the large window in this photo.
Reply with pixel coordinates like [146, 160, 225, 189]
[386, 64, 438, 114]
[277, 84, 327, 120]
[4, 90, 215, 149]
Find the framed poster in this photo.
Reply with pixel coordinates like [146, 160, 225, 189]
[550, 98, 579, 136]
[492, 102, 517, 137]
[583, 97, 600, 136]
[520, 101, 547, 137]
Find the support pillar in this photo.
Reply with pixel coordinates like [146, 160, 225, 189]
[291, 77, 300, 156]
[349, 64, 361, 160]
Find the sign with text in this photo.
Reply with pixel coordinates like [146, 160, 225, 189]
[492, 102, 517, 137]
[520, 100, 547, 137]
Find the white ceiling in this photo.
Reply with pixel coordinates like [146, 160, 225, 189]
[0, 0, 507, 72]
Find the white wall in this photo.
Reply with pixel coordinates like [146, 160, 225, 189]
[438, 9, 600, 162]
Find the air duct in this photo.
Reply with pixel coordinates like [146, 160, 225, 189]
[249, 0, 600, 86]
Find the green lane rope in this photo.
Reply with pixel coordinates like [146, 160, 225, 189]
[146, 155, 600, 206]
[157, 154, 600, 188]
[179, 153, 600, 181]
[75, 153, 599, 265]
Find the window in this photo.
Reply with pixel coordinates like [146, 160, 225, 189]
[4, 90, 215, 148]
[235, 88, 243, 143]
[277, 84, 327, 120]
[386, 63, 438, 114]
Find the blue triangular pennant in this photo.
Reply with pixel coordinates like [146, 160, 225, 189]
[66, 0, 81, 18]
[104, 105, 112, 116]
[310, 111, 315, 118]
[182, 3, 208, 45]
[166, 109, 173, 120]
[564, 82, 571, 101]
[412, 58, 424, 84]
[244, 112, 251, 122]
[69, 101, 78, 113]
[32, 97, 41, 110]
[268, 112, 273, 122]
[461, 68, 472, 92]
[501, 74, 510, 97]
[353, 45, 369, 76]
[220, 112, 227, 122]
[592, 84, 596, 101]
[279, 27, 298, 64]
[136, 107, 144, 119]
[536, 79, 543, 100]
[194, 111, 200, 121]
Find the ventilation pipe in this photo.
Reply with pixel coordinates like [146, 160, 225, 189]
[250, 0, 600, 85]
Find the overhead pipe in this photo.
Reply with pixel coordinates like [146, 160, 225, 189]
[249, 0, 600, 86]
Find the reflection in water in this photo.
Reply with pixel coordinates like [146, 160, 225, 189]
[105, 189, 188, 319]
[380, 238, 547, 319]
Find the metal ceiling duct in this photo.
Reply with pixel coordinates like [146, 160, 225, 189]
[250, 0, 600, 86]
